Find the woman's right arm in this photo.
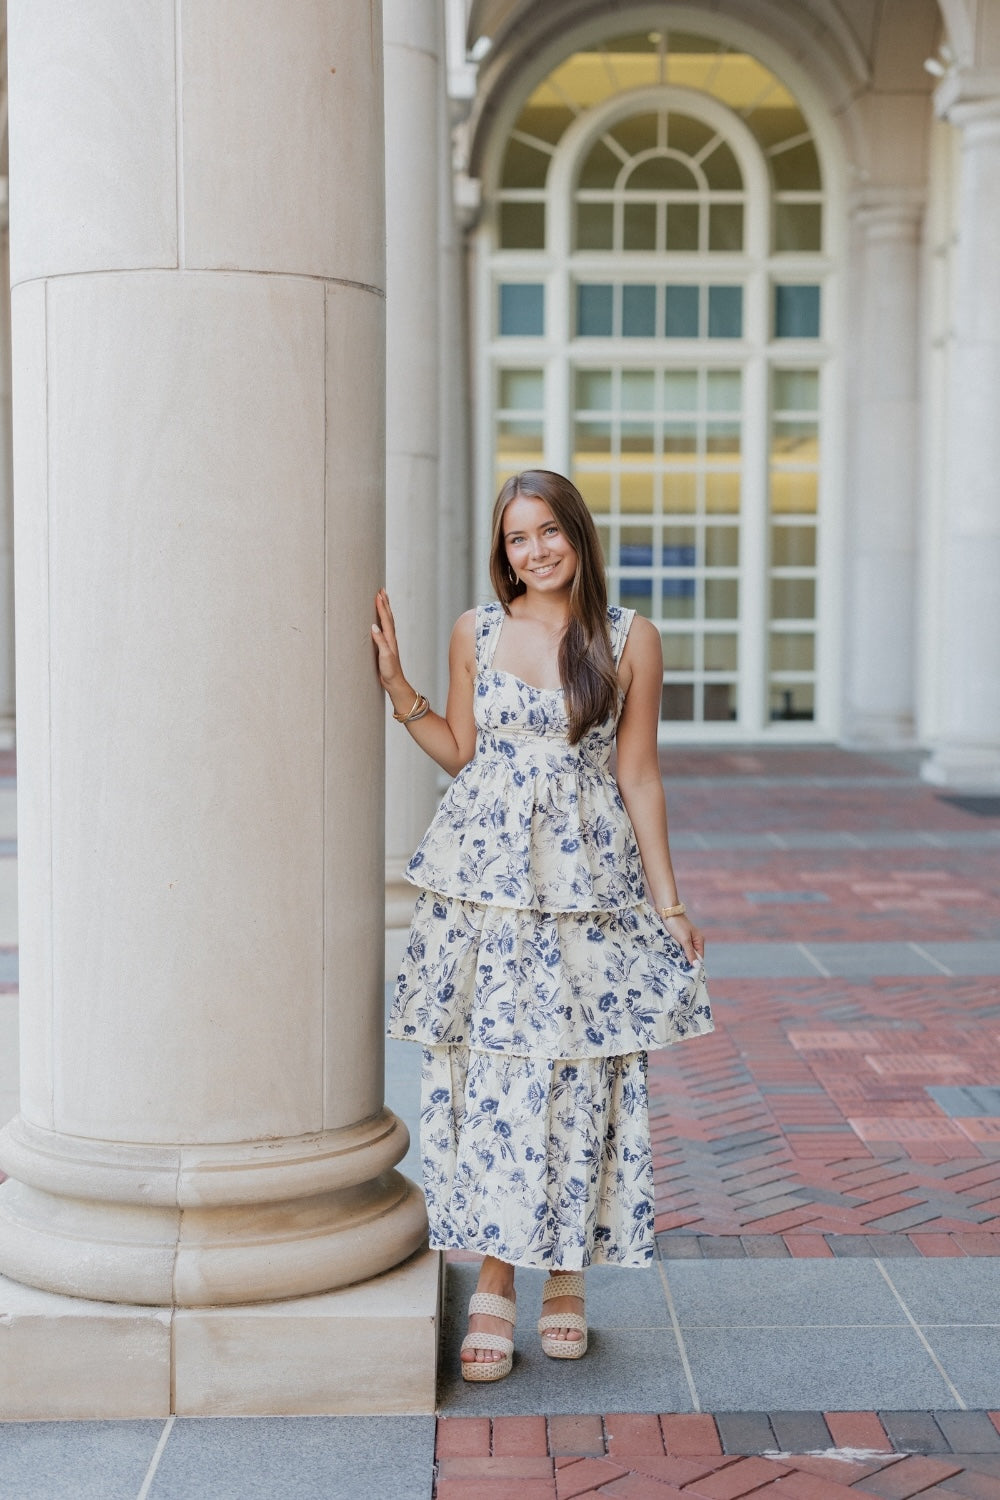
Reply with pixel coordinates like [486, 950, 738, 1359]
[372, 590, 478, 777]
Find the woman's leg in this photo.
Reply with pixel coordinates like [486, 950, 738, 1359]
[462, 1254, 517, 1367]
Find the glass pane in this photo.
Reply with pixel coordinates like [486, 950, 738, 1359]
[664, 285, 700, 338]
[663, 420, 698, 460]
[663, 633, 695, 670]
[774, 370, 819, 412]
[771, 470, 818, 515]
[707, 285, 743, 338]
[499, 283, 545, 336]
[577, 470, 612, 511]
[664, 472, 697, 513]
[774, 203, 822, 252]
[775, 284, 821, 338]
[706, 370, 741, 411]
[499, 201, 545, 249]
[663, 524, 697, 550]
[575, 369, 613, 410]
[772, 419, 818, 458]
[574, 420, 612, 455]
[611, 112, 659, 155]
[705, 421, 740, 456]
[704, 683, 737, 721]
[499, 369, 543, 410]
[620, 469, 654, 512]
[628, 155, 697, 190]
[578, 138, 622, 188]
[705, 525, 739, 565]
[705, 470, 740, 513]
[771, 139, 821, 191]
[701, 139, 742, 189]
[621, 580, 654, 611]
[516, 102, 575, 146]
[662, 683, 695, 720]
[621, 523, 654, 549]
[747, 104, 809, 151]
[496, 420, 543, 461]
[705, 578, 739, 619]
[502, 138, 551, 188]
[770, 633, 814, 671]
[771, 577, 816, 619]
[770, 681, 814, 721]
[708, 203, 744, 251]
[577, 283, 614, 336]
[623, 202, 657, 250]
[622, 284, 657, 336]
[665, 112, 714, 155]
[663, 371, 698, 410]
[577, 202, 614, 250]
[771, 525, 816, 566]
[621, 421, 655, 455]
[621, 370, 656, 410]
[666, 203, 700, 251]
[704, 633, 738, 670]
[662, 591, 696, 619]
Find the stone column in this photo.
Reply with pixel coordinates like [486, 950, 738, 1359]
[0, 207, 14, 747]
[384, 0, 442, 927]
[0, 2, 434, 1418]
[843, 192, 923, 745]
[923, 82, 1000, 787]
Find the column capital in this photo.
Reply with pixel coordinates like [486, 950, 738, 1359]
[935, 66, 1000, 132]
[850, 187, 925, 238]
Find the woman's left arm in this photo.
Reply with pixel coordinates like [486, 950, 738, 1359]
[615, 616, 705, 966]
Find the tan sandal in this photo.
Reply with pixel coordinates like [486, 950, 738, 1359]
[538, 1271, 587, 1360]
[460, 1291, 516, 1382]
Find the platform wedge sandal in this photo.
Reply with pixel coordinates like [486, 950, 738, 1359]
[538, 1272, 588, 1359]
[460, 1292, 516, 1382]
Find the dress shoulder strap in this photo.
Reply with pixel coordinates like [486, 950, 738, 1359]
[607, 605, 636, 666]
[475, 602, 505, 670]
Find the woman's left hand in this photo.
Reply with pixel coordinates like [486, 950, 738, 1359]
[662, 914, 705, 967]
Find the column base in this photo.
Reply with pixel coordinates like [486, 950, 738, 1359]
[921, 743, 1000, 791]
[0, 1247, 441, 1418]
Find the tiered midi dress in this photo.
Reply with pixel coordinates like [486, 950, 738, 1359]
[387, 602, 714, 1269]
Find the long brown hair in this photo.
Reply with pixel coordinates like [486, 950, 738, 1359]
[489, 471, 619, 743]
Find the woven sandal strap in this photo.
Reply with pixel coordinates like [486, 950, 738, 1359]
[542, 1273, 585, 1302]
[468, 1292, 516, 1324]
[461, 1332, 514, 1356]
[537, 1312, 587, 1334]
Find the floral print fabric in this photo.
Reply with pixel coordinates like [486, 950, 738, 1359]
[388, 602, 713, 1269]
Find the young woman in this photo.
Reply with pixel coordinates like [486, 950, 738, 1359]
[373, 470, 712, 1382]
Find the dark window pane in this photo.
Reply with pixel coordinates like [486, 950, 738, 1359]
[708, 285, 743, 338]
[499, 283, 545, 336]
[622, 284, 657, 337]
[708, 202, 743, 250]
[577, 283, 614, 336]
[666, 203, 699, 250]
[610, 112, 659, 155]
[623, 202, 657, 250]
[775, 284, 821, 338]
[499, 201, 545, 249]
[701, 139, 742, 189]
[501, 138, 550, 189]
[627, 155, 697, 190]
[662, 683, 695, 721]
[774, 203, 822, 252]
[771, 139, 821, 191]
[665, 284, 699, 338]
[577, 202, 614, 249]
[665, 112, 714, 156]
[578, 138, 622, 188]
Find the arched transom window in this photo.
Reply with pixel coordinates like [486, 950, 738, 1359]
[481, 27, 833, 737]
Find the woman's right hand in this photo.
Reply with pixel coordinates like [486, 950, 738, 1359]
[372, 588, 405, 691]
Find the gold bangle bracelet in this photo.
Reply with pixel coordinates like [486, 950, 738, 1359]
[392, 691, 422, 722]
[659, 902, 686, 919]
[393, 692, 430, 724]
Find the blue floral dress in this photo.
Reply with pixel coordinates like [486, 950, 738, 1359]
[387, 602, 713, 1269]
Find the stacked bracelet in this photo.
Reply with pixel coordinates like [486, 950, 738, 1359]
[393, 691, 430, 724]
[659, 902, 686, 919]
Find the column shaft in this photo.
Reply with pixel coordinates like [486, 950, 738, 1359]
[384, 0, 442, 909]
[924, 95, 1000, 786]
[843, 195, 923, 745]
[0, 0, 425, 1307]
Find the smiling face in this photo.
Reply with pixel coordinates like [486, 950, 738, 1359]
[502, 494, 579, 597]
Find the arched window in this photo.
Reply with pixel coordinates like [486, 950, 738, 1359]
[482, 27, 833, 736]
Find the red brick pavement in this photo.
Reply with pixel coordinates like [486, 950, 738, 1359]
[432, 1415, 1000, 1499]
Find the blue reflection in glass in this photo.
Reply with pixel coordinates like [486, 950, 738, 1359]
[708, 285, 743, 338]
[622, 285, 657, 337]
[577, 283, 614, 336]
[665, 285, 700, 339]
[775, 285, 821, 338]
[499, 283, 545, 336]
